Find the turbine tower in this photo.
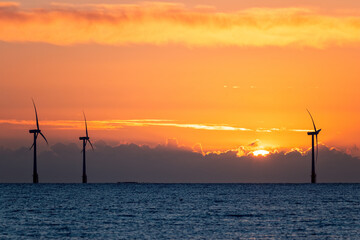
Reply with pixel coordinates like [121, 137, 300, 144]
[79, 112, 94, 183]
[306, 109, 321, 184]
[29, 99, 48, 183]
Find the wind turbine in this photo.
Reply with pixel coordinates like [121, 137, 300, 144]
[29, 99, 48, 183]
[306, 109, 321, 184]
[79, 112, 94, 183]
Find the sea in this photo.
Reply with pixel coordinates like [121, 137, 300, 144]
[0, 183, 359, 239]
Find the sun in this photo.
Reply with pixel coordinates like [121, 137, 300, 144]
[252, 150, 270, 157]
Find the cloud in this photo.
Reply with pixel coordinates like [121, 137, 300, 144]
[1, 2, 360, 47]
[154, 123, 252, 131]
[0, 2, 18, 8]
[289, 129, 313, 132]
[260, 128, 281, 132]
[192, 143, 204, 155]
[0, 119, 253, 131]
[0, 142, 359, 183]
[0, 119, 312, 134]
[166, 138, 178, 148]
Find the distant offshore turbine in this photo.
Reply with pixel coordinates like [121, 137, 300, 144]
[29, 99, 48, 183]
[306, 109, 321, 184]
[79, 112, 94, 183]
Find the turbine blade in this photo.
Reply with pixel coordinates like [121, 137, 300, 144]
[83, 112, 88, 138]
[39, 132, 48, 145]
[87, 139, 94, 151]
[32, 98, 40, 130]
[29, 142, 34, 150]
[306, 109, 317, 132]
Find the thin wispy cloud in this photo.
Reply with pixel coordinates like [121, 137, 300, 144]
[256, 128, 281, 133]
[0, 119, 310, 133]
[289, 129, 313, 132]
[1, 2, 360, 47]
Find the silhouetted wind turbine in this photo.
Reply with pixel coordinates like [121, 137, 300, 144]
[306, 109, 321, 184]
[79, 112, 94, 183]
[29, 99, 48, 183]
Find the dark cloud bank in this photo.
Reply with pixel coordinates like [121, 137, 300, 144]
[0, 142, 359, 183]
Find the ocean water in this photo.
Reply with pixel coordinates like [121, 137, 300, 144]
[0, 184, 359, 239]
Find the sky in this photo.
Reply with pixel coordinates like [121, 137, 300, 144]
[1, 0, 360, 182]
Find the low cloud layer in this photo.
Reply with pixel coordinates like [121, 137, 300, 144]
[1, 2, 360, 48]
[0, 142, 359, 183]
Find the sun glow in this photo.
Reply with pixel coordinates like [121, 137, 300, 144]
[253, 150, 270, 157]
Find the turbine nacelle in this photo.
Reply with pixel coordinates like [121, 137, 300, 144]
[79, 136, 90, 140]
[307, 129, 321, 136]
[29, 129, 41, 134]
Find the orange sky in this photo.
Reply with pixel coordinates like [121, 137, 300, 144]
[1, 0, 360, 155]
